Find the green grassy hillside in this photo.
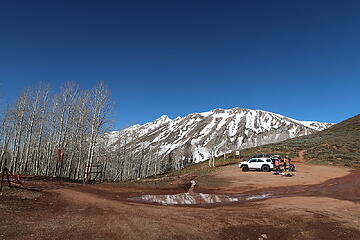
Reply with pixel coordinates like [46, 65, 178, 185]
[238, 114, 360, 168]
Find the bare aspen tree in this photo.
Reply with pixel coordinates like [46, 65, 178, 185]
[154, 152, 159, 176]
[207, 148, 215, 167]
[44, 97, 60, 176]
[33, 85, 50, 175]
[119, 134, 128, 181]
[84, 81, 112, 182]
[73, 91, 91, 179]
[207, 140, 218, 168]
[137, 142, 146, 179]
[10, 91, 29, 172]
[123, 129, 138, 180]
[0, 110, 12, 169]
[66, 91, 88, 178]
[113, 131, 128, 181]
[22, 86, 42, 174]
[145, 146, 156, 177]
[52, 82, 78, 176]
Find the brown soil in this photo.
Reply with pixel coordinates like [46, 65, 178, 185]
[0, 161, 359, 240]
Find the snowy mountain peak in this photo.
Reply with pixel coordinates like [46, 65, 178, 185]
[155, 115, 171, 123]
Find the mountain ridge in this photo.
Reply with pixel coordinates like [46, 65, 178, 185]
[103, 107, 332, 179]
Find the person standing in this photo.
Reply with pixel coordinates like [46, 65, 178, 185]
[274, 158, 280, 173]
[284, 155, 289, 171]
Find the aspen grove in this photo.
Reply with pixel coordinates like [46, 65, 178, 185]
[0, 81, 115, 181]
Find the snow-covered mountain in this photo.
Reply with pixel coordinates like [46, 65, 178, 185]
[104, 107, 332, 168]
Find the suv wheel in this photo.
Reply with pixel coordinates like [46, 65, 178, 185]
[261, 165, 270, 172]
[242, 165, 249, 172]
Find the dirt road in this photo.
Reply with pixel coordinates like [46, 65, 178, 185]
[196, 162, 351, 192]
[1, 162, 359, 240]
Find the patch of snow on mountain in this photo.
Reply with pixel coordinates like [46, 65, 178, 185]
[192, 146, 211, 163]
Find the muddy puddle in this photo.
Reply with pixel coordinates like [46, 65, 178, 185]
[130, 170, 360, 206]
[129, 180, 276, 205]
[130, 192, 275, 205]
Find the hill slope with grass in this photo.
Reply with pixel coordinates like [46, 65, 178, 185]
[238, 114, 360, 168]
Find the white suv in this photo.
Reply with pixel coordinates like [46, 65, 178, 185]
[239, 156, 274, 172]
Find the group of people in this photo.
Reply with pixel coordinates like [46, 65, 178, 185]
[273, 155, 295, 175]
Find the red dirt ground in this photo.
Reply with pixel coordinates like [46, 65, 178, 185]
[0, 161, 359, 240]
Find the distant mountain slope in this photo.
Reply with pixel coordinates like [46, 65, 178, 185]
[103, 107, 332, 178]
[239, 114, 360, 168]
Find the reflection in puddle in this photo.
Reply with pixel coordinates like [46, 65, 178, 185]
[130, 192, 272, 205]
[130, 180, 274, 205]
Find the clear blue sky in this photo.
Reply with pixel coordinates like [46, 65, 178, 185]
[0, 0, 359, 129]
